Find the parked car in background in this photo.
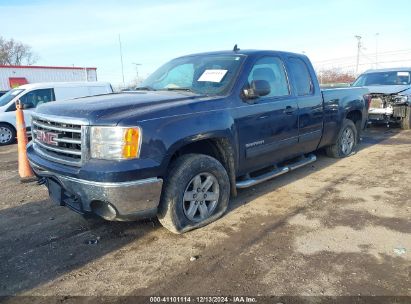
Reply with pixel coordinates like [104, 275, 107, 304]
[0, 91, 8, 97]
[353, 68, 411, 129]
[0, 82, 113, 145]
[27, 50, 369, 233]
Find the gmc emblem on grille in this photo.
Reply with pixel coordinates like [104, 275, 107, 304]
[37, 130, 58, 146]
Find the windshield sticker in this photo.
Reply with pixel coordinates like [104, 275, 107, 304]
[198, 69, 228, 83]
[398, 72, 410, 77]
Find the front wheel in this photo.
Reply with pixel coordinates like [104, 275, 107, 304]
[326, 119, 358, 158]
[0, 123, 16, 146]
[157, 154, 230, 234]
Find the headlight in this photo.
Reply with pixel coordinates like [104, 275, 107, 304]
[394, 95, 410, 104]
[90, 126, 142, 160]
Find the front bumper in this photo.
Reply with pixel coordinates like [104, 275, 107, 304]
[30, 161, 163, 221]
[369, 107, 393, 116]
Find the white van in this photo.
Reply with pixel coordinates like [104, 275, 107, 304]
[0, 82, 113, 145]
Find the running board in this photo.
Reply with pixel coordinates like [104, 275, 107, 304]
[235, 154, 317, 189]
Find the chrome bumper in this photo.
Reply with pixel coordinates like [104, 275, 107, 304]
[30, 161, 163, 221]
[369, 107, 393, 115]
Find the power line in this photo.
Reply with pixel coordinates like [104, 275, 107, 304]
[313, 48, 411, 64]
[314, 58, 411, 71]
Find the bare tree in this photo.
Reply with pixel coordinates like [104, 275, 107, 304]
[317, 68, 356, 85]
[0, 36, 38, 65]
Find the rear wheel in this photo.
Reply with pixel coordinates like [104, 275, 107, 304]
[157, 154, 230, 234]
[0, 123, 16, 146]
[326, 119, 358, 158]
[400, 106, 411, 130]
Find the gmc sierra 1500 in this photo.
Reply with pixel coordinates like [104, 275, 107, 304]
[27, 49, 369, 233]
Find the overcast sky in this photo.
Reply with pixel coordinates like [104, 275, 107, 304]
[1, 0, 411, 87]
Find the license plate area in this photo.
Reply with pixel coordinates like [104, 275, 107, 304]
[47, 179, 64, 206]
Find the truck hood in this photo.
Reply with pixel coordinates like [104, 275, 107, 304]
[35, 91, 222, 125]
[363, 85, 410, 95]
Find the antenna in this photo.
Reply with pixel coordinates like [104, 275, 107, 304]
[233, 44, 240, 52]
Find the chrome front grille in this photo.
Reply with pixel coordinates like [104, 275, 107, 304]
[32, 114, 87, 166]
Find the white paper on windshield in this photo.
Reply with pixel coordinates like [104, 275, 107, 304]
[198, 69, 228, 83]
[397, 72, 410, 76]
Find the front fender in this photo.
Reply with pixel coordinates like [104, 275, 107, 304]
[137, 109, 237, 176]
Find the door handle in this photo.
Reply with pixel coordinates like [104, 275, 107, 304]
[284, 106, 296, 115]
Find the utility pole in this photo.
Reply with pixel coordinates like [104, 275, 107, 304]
[355, 35, 362, 75]
[118, 34, 125, 88]
[132, 63, 142, 84]
[375, 33, 379, 68]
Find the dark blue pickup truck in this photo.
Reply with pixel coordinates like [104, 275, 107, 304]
[27, 50, 369, 233]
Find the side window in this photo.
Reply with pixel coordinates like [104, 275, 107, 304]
[247, 57, 289, 98]
[288, 58, 314, 96]
[19, 89, 55, 108]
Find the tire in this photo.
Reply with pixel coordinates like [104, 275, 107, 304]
[157, 154, 230, 234]
[400, 106, 411, 130]
[0, 123, 16, 146]
[326, 119, 358, 158]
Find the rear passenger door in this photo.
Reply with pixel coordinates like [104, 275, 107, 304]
[236, 56, 300, 174]
[286, 57, 323, 153]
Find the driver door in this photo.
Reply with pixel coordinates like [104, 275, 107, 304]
[236, 56, 300, 174]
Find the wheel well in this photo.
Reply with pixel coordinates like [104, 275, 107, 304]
[0, 122, 16, 131]
[168, 138, 237, 196]
[346, 110, 362, 132]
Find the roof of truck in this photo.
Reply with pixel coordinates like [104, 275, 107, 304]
[175, 49, 306, 58]
[363, 67, 411, 73]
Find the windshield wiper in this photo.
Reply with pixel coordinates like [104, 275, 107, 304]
[164, 87, 195, 93]
[135, 86, 156, 91]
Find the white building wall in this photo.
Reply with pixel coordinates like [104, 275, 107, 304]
[0, 67, 97, 90]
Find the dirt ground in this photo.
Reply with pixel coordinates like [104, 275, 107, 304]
[0, 126, 410, 299]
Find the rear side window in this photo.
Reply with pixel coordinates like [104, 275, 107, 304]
[288, 57, 314, 96]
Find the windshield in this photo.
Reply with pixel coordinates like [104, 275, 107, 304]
[138, 54, 245, 95]
[353, 71, 411, 86]
[0, 89, 24, 107]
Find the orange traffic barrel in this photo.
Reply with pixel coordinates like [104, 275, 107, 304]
[15, 100, 36, 183]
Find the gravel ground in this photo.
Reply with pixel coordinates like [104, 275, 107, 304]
[0, 126, 410, 299]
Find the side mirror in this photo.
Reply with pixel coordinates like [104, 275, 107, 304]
[243, 80, 271, 99]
